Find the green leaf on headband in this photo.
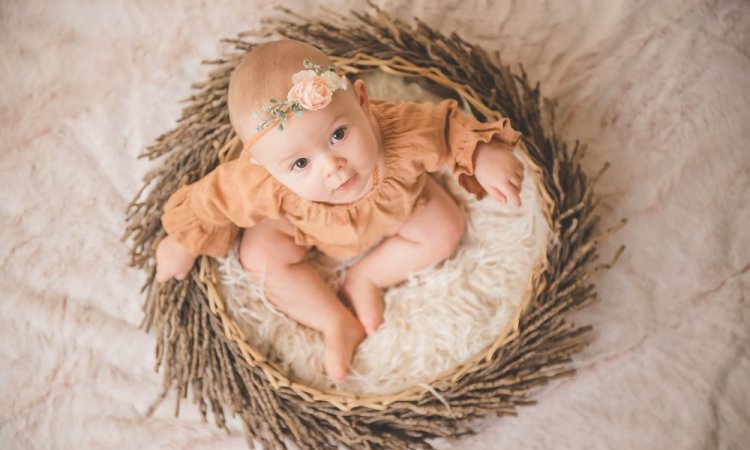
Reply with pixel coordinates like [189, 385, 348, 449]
[270, 98, 277, 103]
[277, 124, 284, 131]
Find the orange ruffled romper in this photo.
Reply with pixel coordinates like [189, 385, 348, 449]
[162, 98, 521, 259]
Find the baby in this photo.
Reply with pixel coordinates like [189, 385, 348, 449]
[155, 39, 525, 382]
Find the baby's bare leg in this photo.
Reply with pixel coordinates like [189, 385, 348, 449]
[239, 218, 365, 381]
[341, 176, 466, 334]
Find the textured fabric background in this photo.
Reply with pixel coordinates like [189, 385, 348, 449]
[2, 0, 748, 448]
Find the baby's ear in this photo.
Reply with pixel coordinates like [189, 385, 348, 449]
[353, 79, 370, 109]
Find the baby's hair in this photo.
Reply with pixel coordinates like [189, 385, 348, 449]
[228, 39, 334, 144]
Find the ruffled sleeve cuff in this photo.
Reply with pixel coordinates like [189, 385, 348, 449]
[447, 103, 522, 199]
[161, 185, 240, 258]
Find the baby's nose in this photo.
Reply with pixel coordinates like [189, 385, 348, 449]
[321, 154, 346, 179]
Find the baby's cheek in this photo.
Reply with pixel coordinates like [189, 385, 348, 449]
[296, 178, 330, 202]
[352, 138, 378, 168]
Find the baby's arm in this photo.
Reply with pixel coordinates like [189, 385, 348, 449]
[156, 158, 265, 282]
[410, 99, 524, 206]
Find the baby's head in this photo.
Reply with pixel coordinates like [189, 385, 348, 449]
[228, 39, 381, 205]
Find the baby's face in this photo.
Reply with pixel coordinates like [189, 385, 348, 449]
[249, 79, 381, 205]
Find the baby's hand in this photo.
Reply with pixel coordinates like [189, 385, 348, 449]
[155, 236, 197, 283]
[473, 141, 525, 207]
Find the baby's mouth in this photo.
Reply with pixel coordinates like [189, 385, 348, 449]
[336, 173, 358, 191]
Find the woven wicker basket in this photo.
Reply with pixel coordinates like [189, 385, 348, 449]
[124, 3, 622, 449]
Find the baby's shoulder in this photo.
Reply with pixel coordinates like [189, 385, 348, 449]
[213, 154, 270, 186]
[372, 97, 458, 135]
[213, 154, 287, 207]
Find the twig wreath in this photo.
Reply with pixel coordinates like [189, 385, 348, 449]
[123, 2, 624, 449]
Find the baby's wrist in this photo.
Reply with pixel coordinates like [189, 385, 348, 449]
[164, 234, 198, 260]
[474, 140, 510, 166]
[478, 139, 513, 153]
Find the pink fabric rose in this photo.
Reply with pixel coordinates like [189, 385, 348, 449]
[287, 70, 333, 111]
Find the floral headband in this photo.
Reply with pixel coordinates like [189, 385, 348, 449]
[242, 59, 348, 150]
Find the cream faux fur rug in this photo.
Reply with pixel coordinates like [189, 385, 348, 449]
[2, 0, 748, 449]
[216, 75, 549, 392]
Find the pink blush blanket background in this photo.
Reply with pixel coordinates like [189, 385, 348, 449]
[2, 0, 748, 448]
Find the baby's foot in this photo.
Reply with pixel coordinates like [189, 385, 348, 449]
[340, 272, 384, 335]
[323, 317, 366, 382]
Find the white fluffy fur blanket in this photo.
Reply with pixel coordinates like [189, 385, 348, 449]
[2, 0, 748, 449]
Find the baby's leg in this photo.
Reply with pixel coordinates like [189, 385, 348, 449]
[341, 176, 466, 334]
[239, 218, 365, 381]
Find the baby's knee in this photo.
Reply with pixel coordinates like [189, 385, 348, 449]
[433, 210, 466, 260]
[419, 178, 466, 260]
[239, 222, 305, 275]
[239, 239, 270, 276]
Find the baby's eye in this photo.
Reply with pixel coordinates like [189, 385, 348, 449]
[291, 158, 309, 171]
[331, 126, 347, 144]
